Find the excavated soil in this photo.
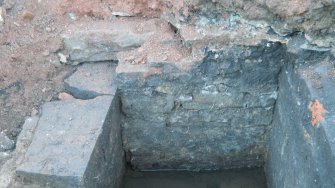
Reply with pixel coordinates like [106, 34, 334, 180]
[0, 0, 69, 139]
[1, 0, 331, 147]
[0, 0, 178, 140]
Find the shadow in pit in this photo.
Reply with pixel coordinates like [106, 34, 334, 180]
[122, 167, 267, 188]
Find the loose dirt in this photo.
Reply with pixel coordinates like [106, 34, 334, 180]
[0, 0, 182, 140]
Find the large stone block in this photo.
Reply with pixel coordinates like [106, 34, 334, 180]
[16, 94, 124, 188]
[64, 62, 117, 99]
[63, 20, 153, 63]
[267, 53, 335, 188]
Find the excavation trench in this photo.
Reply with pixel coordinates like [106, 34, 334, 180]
[115, 41, 334, 187]
[114, 41, 286, 187]
[117, 41, 286, 171]
[11, 34, 335, 188]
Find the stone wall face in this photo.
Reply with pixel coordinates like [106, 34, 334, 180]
[83, 94, 125, 188]
[117, 42, 286, 170]
[267, 51, 335, 188]
[12, 63, 125, 188]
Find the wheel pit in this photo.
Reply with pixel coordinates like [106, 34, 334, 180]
[117, 41, 286, 171]
[3, 19, 335, 188]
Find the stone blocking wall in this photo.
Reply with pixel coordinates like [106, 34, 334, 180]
[267, 51, 335, 188]
[117, 42, 286, 170]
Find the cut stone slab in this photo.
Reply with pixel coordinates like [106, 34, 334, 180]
[64, 62, 117, 99]
[16, 94, 124, 188]
[62, 19, 154, 63]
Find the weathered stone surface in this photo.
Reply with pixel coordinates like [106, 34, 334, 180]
[16, 94, 124, 188]
[62, 20, 153, 63]
[117, 41, 286, 170]
[162, 0, 335, 48]
[267, 51, 335, 188]
[0, 132, 15, 152]
[0, 116, 39, 187]
[64, 62, 117, 99]
[0, 152, 10, 167]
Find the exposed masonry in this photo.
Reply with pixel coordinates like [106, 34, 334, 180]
[1, 15, 335, 188]
[117, 42, 286, 170]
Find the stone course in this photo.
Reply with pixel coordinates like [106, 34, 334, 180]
[62, 19, 154, 63]
[117, 42, 286, 170]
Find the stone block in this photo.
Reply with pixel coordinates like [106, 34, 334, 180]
[16, 94, 124, 188]
[267, 57, 335, 187]
[120, 92, 174, 115]
[64, 62, 117, 99]
[63, 21, 152, 63]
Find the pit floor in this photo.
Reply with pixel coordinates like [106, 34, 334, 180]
[123, 167, 267, 188]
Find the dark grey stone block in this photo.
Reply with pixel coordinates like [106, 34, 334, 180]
[64, 62, 117, 99]
[16, 94, 124, 188]
[267, 54, 335, 188]
[63, 21, 152, 63]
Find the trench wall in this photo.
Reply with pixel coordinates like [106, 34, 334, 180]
[117, 42, 286, 170]
[267, 51, 335, 188]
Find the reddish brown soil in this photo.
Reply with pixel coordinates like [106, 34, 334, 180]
[0, 0, 71, 139]
[0, 0, 183, 140]
[2, 0, 328, 141]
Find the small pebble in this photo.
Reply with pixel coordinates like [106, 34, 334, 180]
[58, 53, 67, 63]
[46, 95, 53, 101]
[45, 27, 51, 32]
[31, 108, 38, 117]
[21, 10, 34, 22]
[13, 22, 20, 26]
[58, 92, 74, 101]
[162, 55, 168, 61]
[112, 12, 131, 17]
[0, 7, 5, 24]
[42, 50, 49, 56]
[49, 59, 62, 67]
[67, 12, 77, 20]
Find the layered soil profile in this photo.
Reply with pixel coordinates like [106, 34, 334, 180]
[0, 1, 335, 188]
